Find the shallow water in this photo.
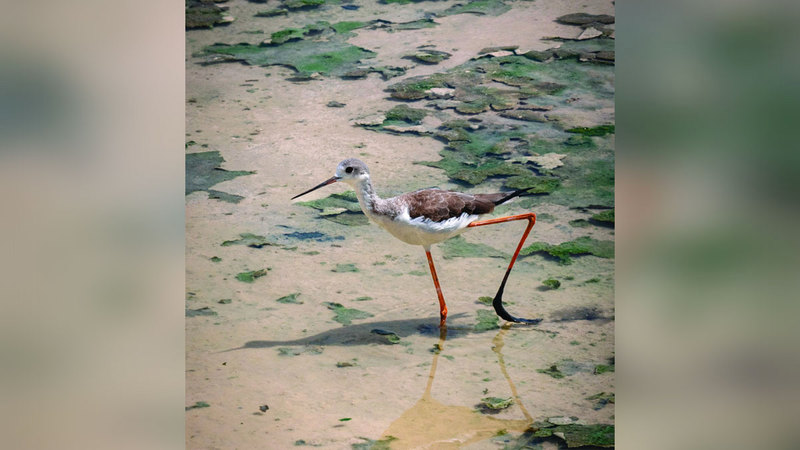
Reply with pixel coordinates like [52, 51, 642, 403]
[186, 0, 615, 447]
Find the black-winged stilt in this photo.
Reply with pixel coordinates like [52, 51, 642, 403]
[292, 158, 540, 327]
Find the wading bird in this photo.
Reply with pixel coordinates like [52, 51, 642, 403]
[292, 158, 540, 327]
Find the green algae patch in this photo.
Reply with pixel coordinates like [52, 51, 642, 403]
[331, 20, 370, 34]
[186, 307, 217, 317]
[591, 209, 615, 224]
[477, 296, 493, 306]
[186, 151, 254, 202]
[528, 422, 615, 448]
[186, 1, 232, 29]
[283, 0, 326, 10]
[441, 235, 508, 259]
[185, 401, 210, 411]
[586, 392, 615, 410]
[236, 268, 269, 282]
[542, 278, 561, 289]
[276, 293, 303, 304]
[474, 309, 500, 331]
[332, 263, 359, 273]
[407, 49, 451, 64]
[567, 124, 615, 136]
[201, 31, 376, 79]
[323, 302, 373, 325]
[438, 0, 512, 17]
[479, 396, 513, 411]
[352, 436, 397, 450]
[521, 236, 614, 264]
[295, 191, 368, 225]
[385, 104, 428, 124]
[536, 363, 565, 379]
[366, 40, 615, 207]
[221, 233, 280, 248]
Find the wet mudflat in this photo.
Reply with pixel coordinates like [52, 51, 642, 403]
[186, 0, 615, 447]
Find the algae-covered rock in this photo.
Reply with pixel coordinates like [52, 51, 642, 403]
[556, 13, 615, 25]
[480, 396, 513, 411]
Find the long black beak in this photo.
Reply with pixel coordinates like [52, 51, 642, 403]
[291, 176, 339, 200]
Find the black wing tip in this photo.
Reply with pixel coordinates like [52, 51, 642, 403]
[494, 188, 531, 206]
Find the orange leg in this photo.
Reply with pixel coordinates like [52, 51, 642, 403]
[425, 248, 448, 327]
[467, 213, 541, 324]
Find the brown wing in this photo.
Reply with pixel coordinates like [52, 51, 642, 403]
[405, 189, 497, 222]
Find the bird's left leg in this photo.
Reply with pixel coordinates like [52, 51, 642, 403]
[467, 213, 541, 324]
[424, 246, 448, 327]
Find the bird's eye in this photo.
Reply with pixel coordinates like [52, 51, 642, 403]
[345, 167, 354, 174]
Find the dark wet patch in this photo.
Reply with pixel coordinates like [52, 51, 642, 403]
[236, 268, 269, 282]
[276, 293, 303, 304]
[186, 0, 233, 30]
[324, 302, 373, 325]
[326, 100, 346, 107]
[550, 305, 612, 322]
[185, 401, 210, 411]
[520, 236, 614, 264]
[441, 235, 508, 259]
[218, 299, 232, 304]
[186, 307, 217, 317]
[222, 233, 281, 248]
[186, 151, 255, 202]
[474, 309, 500, 331]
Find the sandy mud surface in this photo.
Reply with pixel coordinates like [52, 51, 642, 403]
[186, 0, 615, 447]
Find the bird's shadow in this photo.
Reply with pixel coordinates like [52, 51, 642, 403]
[220, 313, 492, 352]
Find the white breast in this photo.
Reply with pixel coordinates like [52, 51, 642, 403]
[368, 208, 477, 247]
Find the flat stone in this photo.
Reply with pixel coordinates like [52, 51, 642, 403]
[577, 27, 603, 40]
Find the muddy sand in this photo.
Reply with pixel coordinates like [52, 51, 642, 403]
[186, 0, 615, 448]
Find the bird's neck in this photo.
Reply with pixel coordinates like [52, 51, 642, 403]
[353, 177, 383, 215]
